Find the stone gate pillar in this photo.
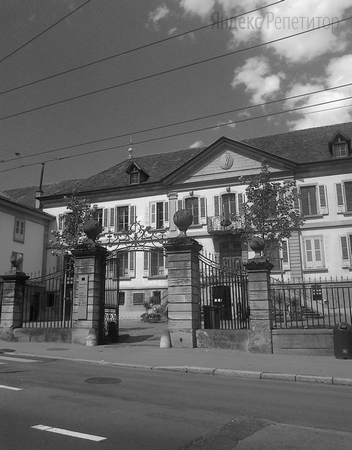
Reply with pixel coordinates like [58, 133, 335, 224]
[0, 255, 29, 341]
[71, 220, 107, 345]
[164, 210, 202, 348]
[244, 238, 274, 354]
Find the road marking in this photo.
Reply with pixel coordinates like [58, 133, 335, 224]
[32, 425, 107, 442]
[0, 356, 39, 363]
[0, 384, 22, 391]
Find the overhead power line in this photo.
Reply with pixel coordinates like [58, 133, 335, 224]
[0, 0, 91, 64]
[1, 94, 352, 175]
[1, 15, 350, 123]
[0, 0, 284, 95]
[2, 81, 352, 164]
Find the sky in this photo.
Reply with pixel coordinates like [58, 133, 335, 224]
[1, 0, 352, 191]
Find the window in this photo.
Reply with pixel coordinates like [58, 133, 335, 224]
[300, 185, 328, 216]
[93, 209, 103, 227]
[336, 181, 352, 213]
[341, 235, 352, 267]
[117, 252, 135, 278]
[103, 207, 115, 232]
[303, 236, 325, 269]
[144, 250, 167, 277]
[133, 293, 144, 305]
[185, 197, 199, 224]
[115, 205, 135, 232]
[130, 170, 140, 185]
[178, 197, 207, 225]
[333, 142, 348, 158]
[118, 292, 125, 306]
[150, 201, 169, 229]
[214, 193, 244, 218]
[14, 218, 25, 242]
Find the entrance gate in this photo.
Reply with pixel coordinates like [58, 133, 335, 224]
[102, 221, 167, 343]
[199, 253, 249, 330]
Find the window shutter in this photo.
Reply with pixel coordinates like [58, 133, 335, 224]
[129, 252, 135, 277]
[214, 195, 220, 216]
[103, 209, 108, 231]
[164, 202, 169, 227]
[143, 251, 149, 277]
[177, 199, 183, 211]
[129, 205, 136, 225]
[109, 208, 115, 229]
[200, 197, 207, 224]
[305, 239, 314, 268]
[281, 240, 290, 270]
[314, 238, 323, 267]
[164, 254, 168, 276]
[318, 185, 328, 215]
[238, 193, 244, 215]
[336, 183, 345, 213]
[58, 214, 64, 231]
[341, 236, 350, 267]
[293, 187, 299, 210]
[150, 202, 156, 228]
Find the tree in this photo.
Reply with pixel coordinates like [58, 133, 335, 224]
[50, 195, 99, 256]
[240, 160, 305, 256]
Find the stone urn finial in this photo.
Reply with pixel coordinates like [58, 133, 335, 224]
[10, 253, 23, 272]
[250, 236, 265, 258]
[83, 219, 102, 244]
[173, 209, 193, 236]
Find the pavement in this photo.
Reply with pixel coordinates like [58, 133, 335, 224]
[2, 319, 352, 387]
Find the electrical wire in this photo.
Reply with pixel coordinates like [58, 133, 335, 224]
[2, 81, 352, 164]
[0, 0, 284, 95]
[1, 15, 350, 123]
[1, 94, 351, 175]
[0, 0, 91, 64]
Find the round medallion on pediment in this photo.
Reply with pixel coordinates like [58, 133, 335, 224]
[219, 152, 234, 170]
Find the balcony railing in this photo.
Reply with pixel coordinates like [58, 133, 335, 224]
[207, 215, 245, 234]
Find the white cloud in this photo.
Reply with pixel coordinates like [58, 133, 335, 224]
[285, 55, 352, 130]
[148, 4, 170, 28]
[180, 0, 215, 18]
[216, 119, 236, 129]
[190, 140, 204, 148]
[231, 56, 285, 104]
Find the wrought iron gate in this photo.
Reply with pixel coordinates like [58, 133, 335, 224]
[103, 255, 120, 343]
[23, 261, 74, 328]
[199, 254, 249, 330]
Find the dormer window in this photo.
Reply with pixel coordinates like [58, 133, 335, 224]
[329, 131, 351, 159]
[130, 170, 140, 185]
[126, 161, 149, 185]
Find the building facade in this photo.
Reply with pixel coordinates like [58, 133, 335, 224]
[0, 191, 54, 277]
[6, 122, 352, 319]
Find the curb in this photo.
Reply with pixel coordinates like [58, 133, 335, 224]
[7, 351, 352, 387]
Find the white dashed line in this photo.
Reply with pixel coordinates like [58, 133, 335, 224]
[32, 425, 107, 442]
[0, 384, 22, 391]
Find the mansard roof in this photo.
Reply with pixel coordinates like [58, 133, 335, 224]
[5, 121, 352, 204]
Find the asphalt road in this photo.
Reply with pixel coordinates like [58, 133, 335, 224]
[1, 352, 352, 449]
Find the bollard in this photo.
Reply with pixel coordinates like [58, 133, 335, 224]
[160, 329, 172, 348]
[86, 328, 98, 346]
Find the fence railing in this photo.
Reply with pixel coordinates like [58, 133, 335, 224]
[199, 254, 249, 330]
[271, 277, 352, 329]
[23, 266, 73, 328]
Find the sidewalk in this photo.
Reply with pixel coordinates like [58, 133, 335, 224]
[2, 319, 352, 386]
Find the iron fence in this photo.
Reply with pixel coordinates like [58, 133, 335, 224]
[199, 254, 249, 330]
[271, 277, 352, 329]
[23, 264, 73, 328]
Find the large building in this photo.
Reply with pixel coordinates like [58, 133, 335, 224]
[5, 121, 352, 318]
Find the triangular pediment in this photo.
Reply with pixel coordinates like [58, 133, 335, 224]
[165, 137, 296, 185]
